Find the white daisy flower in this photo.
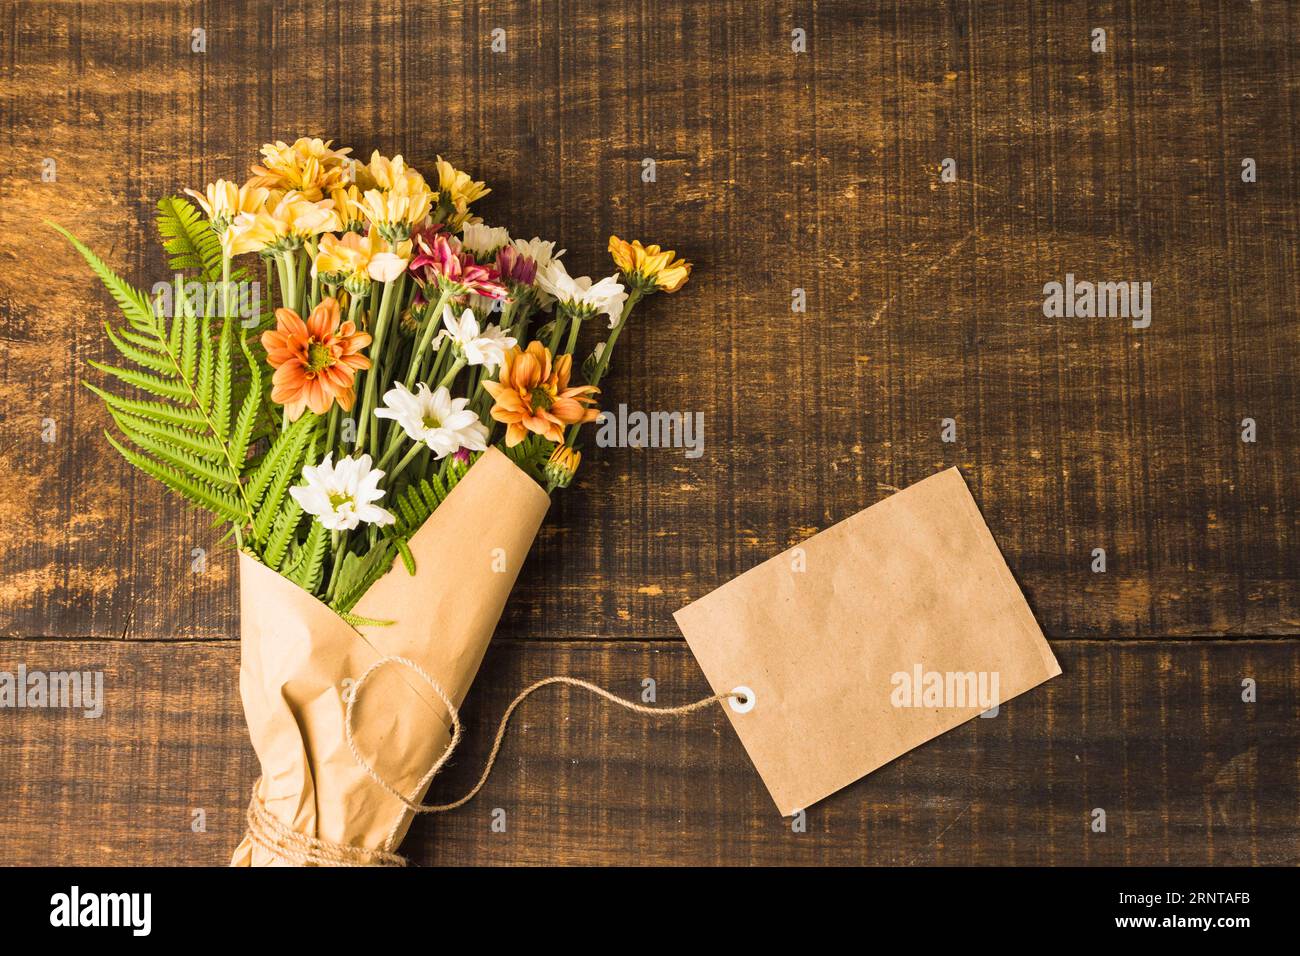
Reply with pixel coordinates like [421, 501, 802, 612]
[374, 382, 489, 459]
[511, 237, 565, 307]
[289, 453, 396, 531]
[535, 259, 628, 327]
[460, 222, 512, 261]
[434, 306, 517, 370]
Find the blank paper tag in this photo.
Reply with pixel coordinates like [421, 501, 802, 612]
[674, 467, 1061, 815]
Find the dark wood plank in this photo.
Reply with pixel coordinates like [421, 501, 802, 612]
[1, 637, 1294, 865]
[0, 1, 1295, 642]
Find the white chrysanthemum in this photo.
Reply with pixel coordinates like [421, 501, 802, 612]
[289, 453, 396, 531]
[374, 382, 489, 459]
[511, 236, 564, 270]
[434, 306, 517, 370]
[511, 236, 565, 307]
[535, 259, 628, 327]
[460, 222, 511, 260]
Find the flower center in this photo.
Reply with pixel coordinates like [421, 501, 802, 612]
[422, 413, 443, 430]
[306, 340, 336, 373]
[529, 386, 555, 411]
[328, 492, 353, 510]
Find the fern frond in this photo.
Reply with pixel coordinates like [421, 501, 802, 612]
[229, 334, 262, 467]
[84, 382, 210, 430]
[284, 521, 328, 592]
[246, 413, 317, 507]
[250, 419, 319, 542]
[48, 222, 159, 335]
[87, 361, 189, 402]
[155, 196, 224, 282]
[103, 432, 245, 522]
[115, 423, 241, 487]
[213, 318, 232, 441]
[337, 611, 395, 628]
[330, 541, 397, 614]
[104, 324, 174, 375]
[263, 499, 304, 571]
[106, 409, 226, 461]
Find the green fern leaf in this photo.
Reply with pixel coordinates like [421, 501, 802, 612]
[285, 521, 328, 592]
[196, 314, 214, 412]
[155, 196, 224, 282]
[115, 423, 241, 487]
[49, 222, 159, 335]
[251, 420, 319, 542]
[103, 432, 245, 522]
[337, 611, 395, 628]
[246, 413, 317, 508]
[105, 410, 226, 462]
[263, 499, 304, 571]
[230, 334, 262, 467]
[104, 324, 174, 375]
[84, 383, 210, 430]
[330, 541, 397, 613]
[88, 361, 189, 402]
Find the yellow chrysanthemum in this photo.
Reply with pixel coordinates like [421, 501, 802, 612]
[352, 183, 434, 240]
[314, 227, 411, 293]
[543, 444, 582, 489]
[608, 236, 692, 293]
[434, 156, 488, 208]
[329, 184, 367, 232]
[249, 137, 353, 202]
[184, 179, 269, 233]
[365, 151, 430, 194]
[227, 191, 341, 256]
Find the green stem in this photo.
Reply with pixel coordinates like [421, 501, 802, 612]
[563, 312, 583, 356]
[355, 279, 397, 452]
[437, 356, 466, 391]
[282, 250, 298, 314]
[386, 441, 426, 484]
[403, 288, 452, 390]
[324, 530, 346, 604]
[566, 291, 643, 445]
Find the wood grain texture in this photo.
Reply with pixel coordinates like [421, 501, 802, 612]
[0, 1, 1297, 865]
[0, 0, 1295, 641]
[0, 638, 1294, 866]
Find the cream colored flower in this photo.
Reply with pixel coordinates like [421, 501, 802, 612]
[536, 259, 628, 327]
[353, 181, 434, 239]
[460, 222, 511, 261]
[184, 179, 269, 233]
[434, 306, 517, 371]
[227, 191, 340, 255]
[313, 226, 411, 292]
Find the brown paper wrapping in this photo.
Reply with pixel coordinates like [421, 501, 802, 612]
[231, 447, 550, 866]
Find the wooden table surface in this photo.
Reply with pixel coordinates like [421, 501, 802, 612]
[1, 0, 1297, 866]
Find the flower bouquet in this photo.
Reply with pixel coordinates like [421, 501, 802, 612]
[53, 137, 690, 865]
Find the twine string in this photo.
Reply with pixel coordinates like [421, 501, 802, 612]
[244, 656, 742, 866]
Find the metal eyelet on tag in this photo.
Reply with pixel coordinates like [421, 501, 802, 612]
[729, 685, 755, 714]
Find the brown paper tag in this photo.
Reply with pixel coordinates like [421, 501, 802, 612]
[674, 467, 1061, 815]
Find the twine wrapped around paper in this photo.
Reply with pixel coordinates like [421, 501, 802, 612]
[242, 659, 739, 866]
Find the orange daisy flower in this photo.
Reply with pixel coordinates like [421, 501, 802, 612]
[261, 297, 372, 421]
[482, 342, 599, 446]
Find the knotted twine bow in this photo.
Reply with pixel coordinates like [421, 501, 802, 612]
[244, 656, 743, 866]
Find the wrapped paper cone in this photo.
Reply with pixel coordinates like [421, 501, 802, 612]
[231, 447, 550, 866]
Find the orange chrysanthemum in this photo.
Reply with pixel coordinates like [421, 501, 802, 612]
[261, 297, 371, 421]
[482, 342, 599, 446]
